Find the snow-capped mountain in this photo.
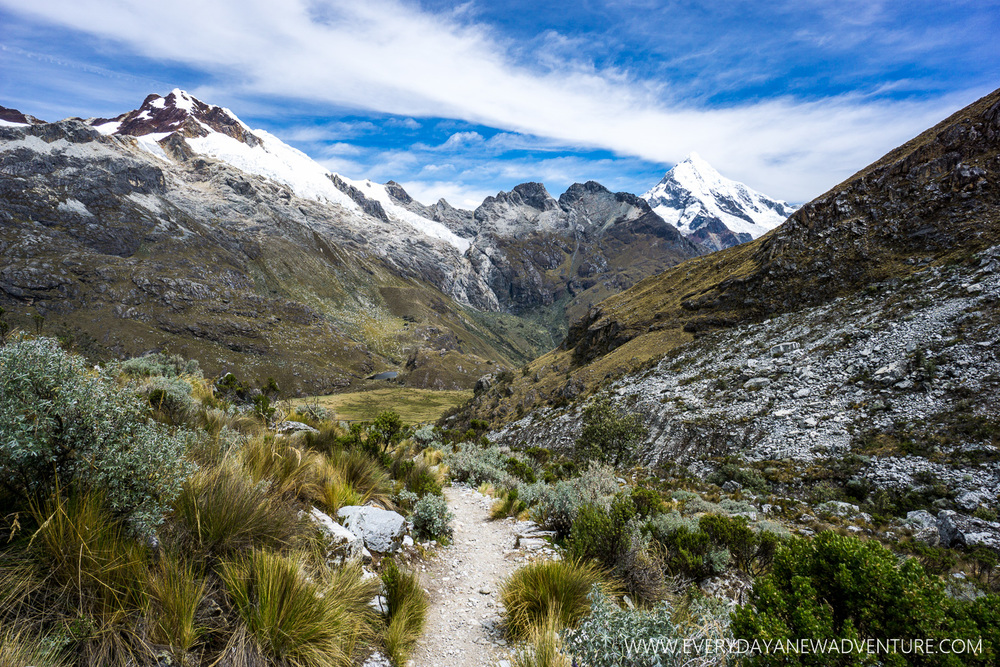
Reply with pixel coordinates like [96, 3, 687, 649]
[1, 89, 703, 392]
[88, 90, 470, 252]
[643, 152, 797, 251]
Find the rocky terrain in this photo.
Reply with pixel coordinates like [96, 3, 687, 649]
[455, 87, 1000, 562]
[490, 247, 1000, 547]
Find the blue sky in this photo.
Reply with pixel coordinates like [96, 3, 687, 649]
[1, 0, 997, 208]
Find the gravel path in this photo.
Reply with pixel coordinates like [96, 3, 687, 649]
[409, 486, 525, 667]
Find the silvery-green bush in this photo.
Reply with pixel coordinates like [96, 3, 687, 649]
[411, 493, 453, 540]
[0, 337, 195, 536]
[120, 352, 201, 378]
[562, 587, 731, 667]
[447, 443, 517, 489]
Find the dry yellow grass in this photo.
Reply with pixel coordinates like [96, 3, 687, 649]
[295, 387, 472, 424]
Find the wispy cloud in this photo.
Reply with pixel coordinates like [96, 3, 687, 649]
[1, 0, 996, 200]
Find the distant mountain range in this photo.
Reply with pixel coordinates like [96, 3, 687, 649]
[5, 90, 787, 392]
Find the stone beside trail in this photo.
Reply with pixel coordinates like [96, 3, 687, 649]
[409, 486, 557, 667]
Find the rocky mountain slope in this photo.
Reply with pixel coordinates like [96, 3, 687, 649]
[468, 86, 1000, 422]
[0, 91, 701, 392]
[643, 152, 797, 251]
[471, 87, 1000, 555]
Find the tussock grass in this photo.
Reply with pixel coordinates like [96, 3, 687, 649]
[326, 448, 393, 507]
[490, 488, 527, 520]
[381, 558, 428, 666]
[146, 550, 206, 658]
[512, 612, 572, 667]
[0, 626, 71, 667]
[500, 560, 607, 640]
[172, 461, 300, 557]
[221, 549, 378, 667]
[29, 492, 149, 622]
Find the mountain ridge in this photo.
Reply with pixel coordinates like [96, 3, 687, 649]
[462, 85, 1000, 424]
[0, 91, 705, 392]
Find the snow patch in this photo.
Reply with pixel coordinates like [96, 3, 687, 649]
[185, 129, 359, 210]
[169, 89, 197, 113]
[134, 133, 173, 163]
[93, 121, 121, 135]
[339, 176, 471, 252]
[0, 119, 29, 128]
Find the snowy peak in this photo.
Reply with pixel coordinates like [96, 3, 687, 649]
[643, 153, 797, 252]
[0, 105, 45, 127]
[90, 90, 259, 147]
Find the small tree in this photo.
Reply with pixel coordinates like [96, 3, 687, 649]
[370, 411, 406, 454]
[575, 396, 647, 467]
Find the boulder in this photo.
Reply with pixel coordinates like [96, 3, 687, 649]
[905, 510, 941, 546]
[937, 510, 1000, 552]
[305, 507, 362, 563]
[873, 361, 907, 385]
[338, 505, 408, 553]
[937, 510, 965, 548]
[743, 377, 772, 390]
[275, 420, 320, 436]
[770, 342, 800, 356]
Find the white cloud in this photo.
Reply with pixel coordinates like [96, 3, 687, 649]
[6, 0, 986, 200]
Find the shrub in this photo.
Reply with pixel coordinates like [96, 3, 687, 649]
[531, 463, 619, 539]
[631, 486, 665, 518]
[570, 494, 664, 602]
[562, 587, 732, 667]
[0, 338, 194, 536]
[706, 463, 769, 494]
[506, 456, 537, 484]
[412, 424, 437, 444]
[221, 549, 377, 667]
[501, 560, 607, 640]
[381, 558, 428, 665]
[732, 531, 1000, 665]
[698, 514, 781, 576]
[143, 375, 195, 425]
[648, 514, 728, 580]
[448, 444, 517, 489]
[574, 396, 648, 467]
[569, 496, 636, 568]
[120, 352, 201, 378]
[370, 411, 407, 454]
[411, 494, 453, 540]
